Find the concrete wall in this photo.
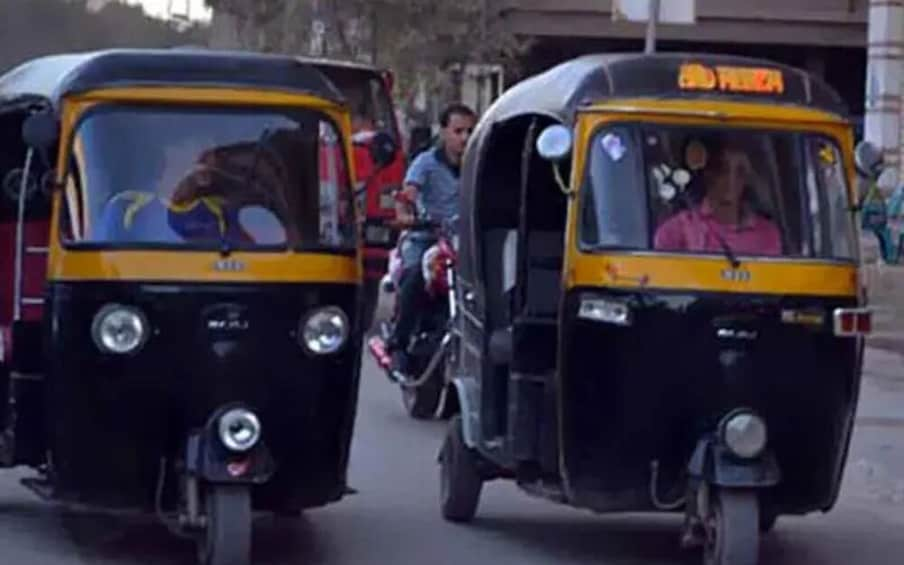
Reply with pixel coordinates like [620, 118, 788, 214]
[501, 0, 867, 46]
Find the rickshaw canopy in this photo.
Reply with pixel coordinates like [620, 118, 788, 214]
[0, 48, 347, 115]
[473, 52, 848, 129]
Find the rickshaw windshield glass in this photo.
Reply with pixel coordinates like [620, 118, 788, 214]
[65, 104, 355, 251]
[579, 125, 855, 260]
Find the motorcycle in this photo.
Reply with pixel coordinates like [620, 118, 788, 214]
[367, 197, 459, 420]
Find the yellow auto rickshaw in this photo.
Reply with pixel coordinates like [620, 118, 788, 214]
[0, 48, 389, 565]
[439, 52, 871, 565]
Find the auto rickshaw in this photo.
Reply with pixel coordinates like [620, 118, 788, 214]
[439, 52, 872, 565]
[0, 48, 389, 565]
[300, 57, 406, 330]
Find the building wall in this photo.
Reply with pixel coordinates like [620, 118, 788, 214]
[501, 0, 868, 46]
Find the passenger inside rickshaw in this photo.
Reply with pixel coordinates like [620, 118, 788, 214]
[580, 127, 810, 261]
[652, 139, 782, 255]
[72, 107, 353, 250]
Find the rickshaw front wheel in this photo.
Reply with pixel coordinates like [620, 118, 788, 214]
[703, 489, 759, 565]
[197, 485, 252, 565]
[439, 415, 483, 522]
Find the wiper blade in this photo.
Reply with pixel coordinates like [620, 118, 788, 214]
[675, 189, 741, 269]
[710, 229, 741, 269]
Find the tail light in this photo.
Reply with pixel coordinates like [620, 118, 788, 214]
[833, 308, 872, 336]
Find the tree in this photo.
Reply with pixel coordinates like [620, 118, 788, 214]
[204, 0, 530, 121]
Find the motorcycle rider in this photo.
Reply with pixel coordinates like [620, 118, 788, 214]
[386, 102, 476, 377]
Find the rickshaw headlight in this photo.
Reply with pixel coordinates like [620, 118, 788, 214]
[218, 408, 261, 452]
[719, 410, 768, 459]
[300, 306, 349, 355]
[91, 304, 148, 354]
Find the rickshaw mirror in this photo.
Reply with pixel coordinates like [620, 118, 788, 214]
[21, 109, 59, 151]
[369, 130, 397, 169]
[855, 140, 883, 177]
[536, 124, 573, 162]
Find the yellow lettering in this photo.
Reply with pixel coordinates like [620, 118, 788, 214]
[679, 63, 785, 94]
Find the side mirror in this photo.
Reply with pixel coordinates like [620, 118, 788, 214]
[855, 140, 883, 178]
[369, 130, 397, 169]
[21, 109, 59, 151]
[536, 124, 573, 162]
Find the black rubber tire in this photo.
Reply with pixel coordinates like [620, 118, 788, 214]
[704, 489, 760, 565]
[197, 485, 252, 565]
[439, 415, 483, 522]
[401, 358, 444, 420]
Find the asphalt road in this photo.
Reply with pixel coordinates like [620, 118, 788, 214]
[2, 347, 904, 564]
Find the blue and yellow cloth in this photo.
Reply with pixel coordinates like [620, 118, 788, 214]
[94, 191, 250, 244]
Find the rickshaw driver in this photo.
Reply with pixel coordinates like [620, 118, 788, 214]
[386, 103, 477, 375]
[653, 143, 782, 256]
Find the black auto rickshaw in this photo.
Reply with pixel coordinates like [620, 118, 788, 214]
[439, 53, 871, 565]
[0, 48, 383, 565]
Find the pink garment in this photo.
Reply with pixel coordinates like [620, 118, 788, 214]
[653, 200, 782, 256]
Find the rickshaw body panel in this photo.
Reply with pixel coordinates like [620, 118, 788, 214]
[557, 257, 861, 515]
[451, 52, 866, 520]
[43, 273, 360, 511]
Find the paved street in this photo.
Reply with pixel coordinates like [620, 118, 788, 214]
[3, 337, 904, 564]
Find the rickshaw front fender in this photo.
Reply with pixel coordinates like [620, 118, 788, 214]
[687, 438, 781, 489]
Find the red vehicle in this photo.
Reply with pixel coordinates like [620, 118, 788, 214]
[0, 127, 51, 466]
[303, 58, 406, 329]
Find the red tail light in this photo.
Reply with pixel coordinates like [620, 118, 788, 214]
[833, 308, 872, 336]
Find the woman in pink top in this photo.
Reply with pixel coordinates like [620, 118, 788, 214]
[653, 144, 782, 256]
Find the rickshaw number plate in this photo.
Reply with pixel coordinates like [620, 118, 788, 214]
[366, 225, 391, 243]
[214, 259, 246, 272]
[720, 268, 751, 283]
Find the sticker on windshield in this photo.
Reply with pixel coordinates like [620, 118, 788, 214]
[818, 143, 836, 165]
[685, 139, 708, 171]
[601, 133, 627, 161]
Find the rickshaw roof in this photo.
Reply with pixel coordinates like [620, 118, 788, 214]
[0, 48, 346, 113]
[481, 52, 849, 126]
[296, 56, 387, 76]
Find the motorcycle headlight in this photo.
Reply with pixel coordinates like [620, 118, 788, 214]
[300, 306, 349, 355]
[719, 409, 768, 459]
[91, 304, 149, 354]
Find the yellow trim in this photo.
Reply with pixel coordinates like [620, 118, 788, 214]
[560, 98, 859, 297]
[566, 254, 857, 297]
[48, 251, 360, 284]
[48, 86, 361, 280]
[584, 98, 849, 125]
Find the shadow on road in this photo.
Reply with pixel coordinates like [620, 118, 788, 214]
[48, 507, 329, 564]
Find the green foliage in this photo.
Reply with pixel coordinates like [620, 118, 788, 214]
[0, 0, 209, 72]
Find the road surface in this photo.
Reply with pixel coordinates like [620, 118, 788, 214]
[2, 346, 904, 564]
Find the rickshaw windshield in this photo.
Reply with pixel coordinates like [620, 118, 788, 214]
[579, 124, 855, 261]
[64, 104, 355, 251]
